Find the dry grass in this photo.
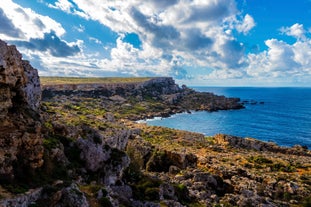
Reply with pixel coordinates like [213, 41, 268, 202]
[40, 76, 152, 86]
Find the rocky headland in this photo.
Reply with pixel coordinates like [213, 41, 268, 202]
[0, 39, 310, 207]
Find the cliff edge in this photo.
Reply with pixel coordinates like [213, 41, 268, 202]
[0, 40, 43, 182]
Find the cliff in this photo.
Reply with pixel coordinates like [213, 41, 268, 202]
[0, 40, 43, 182]
[41, 76, 244, 120]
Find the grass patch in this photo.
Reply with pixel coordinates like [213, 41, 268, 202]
[43, 136, 60, 150]
[41, 77, 152, 86]
[173, 183, 192, 205]
[131, 176, 162, 201]
[246, 155, 296, 172]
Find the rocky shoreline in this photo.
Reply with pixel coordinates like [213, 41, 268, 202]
[1, 39, 311, 207]
[41, 76, 244, 121]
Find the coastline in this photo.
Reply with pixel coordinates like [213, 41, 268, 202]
[2, 73, 311, 206]
[37, 77, 311, 206]
[1, 36, 310, 207]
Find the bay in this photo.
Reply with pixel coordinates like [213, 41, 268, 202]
[142, 87, 311, 148]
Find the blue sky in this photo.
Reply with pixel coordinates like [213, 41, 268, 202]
[0, 0, 311, 86]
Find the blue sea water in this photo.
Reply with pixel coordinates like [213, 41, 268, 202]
[142, 87, 311, 149]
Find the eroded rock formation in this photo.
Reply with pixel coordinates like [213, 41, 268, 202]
[0, 40, 43, 181]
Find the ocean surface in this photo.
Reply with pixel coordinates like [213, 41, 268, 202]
[141, 87, 311, 149]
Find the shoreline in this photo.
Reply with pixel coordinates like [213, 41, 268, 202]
[138, 109, 311, 150]
[42, 78, 310, 150]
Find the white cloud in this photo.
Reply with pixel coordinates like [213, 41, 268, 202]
[0, 0, 83, 59]
[280, 23, 306, 40]
[0, 0, 65, 40]
[2, 0, 310, 86]
[293, 41, 311, 68]
[236, 14, 255, 34]
[46, 0, 89, 19]
[246, 25, 311, 80]
[193, 23, 311, 85]
[48, 0, 73, 13]
[67, 0, 248, 79]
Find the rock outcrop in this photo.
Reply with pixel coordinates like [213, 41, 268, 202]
[0, 40, 43, 181]
[214, 134, 311, 156]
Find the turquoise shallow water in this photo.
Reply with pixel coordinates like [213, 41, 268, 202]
[142, 87, 311, 148]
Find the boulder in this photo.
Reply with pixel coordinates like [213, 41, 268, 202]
[76, 138, 111, 172]
[52, 183, 89, 207]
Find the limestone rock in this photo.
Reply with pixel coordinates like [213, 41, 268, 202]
[0, 188, 43, 207]
[53, 183, 89, 207]
[76, 138, 111, 172]
[0, 40, 43, 181]
[103, 128, 132, 150]
[146, 150, 197, 172]
[214, 134, 311, 156]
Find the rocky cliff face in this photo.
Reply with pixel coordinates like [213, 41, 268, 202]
[41, 77, 182, 100]
[0, 40, 43, 181]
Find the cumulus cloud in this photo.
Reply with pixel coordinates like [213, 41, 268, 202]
[129, 7, 180, 48]
[182, 29, 213, 50]
[68, 0, 250, 78]
[0, 0, 65, 40]
[183, 1, 233, 23]
[280, 23, 306, 40]
[146, 0, 179, 9]
[236, 14, 255, 34]
[183, 22, 311, 85]
[47, 0, 89, 19]
[246, 24, 311, 80]
[48, 0, 73, 13]
[12, 32, 81, 57]
[0, 8, 23, 38]
[4, 0, 310, 85]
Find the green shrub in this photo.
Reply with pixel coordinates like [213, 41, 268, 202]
[99, 197, 113, 207]
[131, 176, 161, 201]
[174, 184, 191, 205]
[247, 156, 272, 164]
[43, 136, 60, 150]
[303, 196, 311, 207]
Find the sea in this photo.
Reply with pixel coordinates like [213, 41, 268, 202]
[140, 87, 311, 149]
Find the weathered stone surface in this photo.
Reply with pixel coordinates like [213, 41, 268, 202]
[76, 138, 111, 172]
[146, 150, 197, 172]
[0, 188, 43, 207]
[52, 183, 89, 207]
[214, 134, 311, 156]
[103, 128, 132, 150]
[0, 40, 43, 181]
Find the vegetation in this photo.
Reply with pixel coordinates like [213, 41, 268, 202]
[131, 175, 162, 201]
[40, 76, 152, 85]
[246, 155, 296, 172]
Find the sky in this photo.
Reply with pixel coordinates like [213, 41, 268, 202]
[0, 0, 311, 86]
